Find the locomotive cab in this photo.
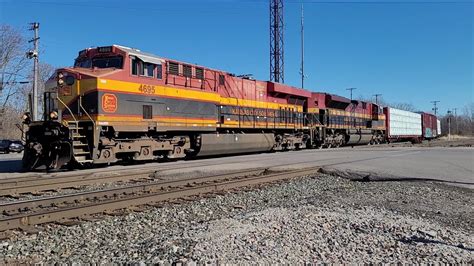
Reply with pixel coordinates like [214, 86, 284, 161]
[22, 46, 140, 170]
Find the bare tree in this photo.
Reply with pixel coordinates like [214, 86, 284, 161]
[14, 62, 56, 115]
[390, 102, 417, 112]
[0, 24, 57, 139]
[0, 24, 30, 109]
[356, 94, 417, 112]
[440, 102, 474, 136]
[357, 94, 390, 107]
[462, 102, 474, 120]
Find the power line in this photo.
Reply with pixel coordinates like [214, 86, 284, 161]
[0, 81, 30, 91]
[246, 0, 471, 3]
[21, 0, 469, 13]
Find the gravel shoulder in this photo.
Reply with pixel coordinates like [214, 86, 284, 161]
[1, 173, 473, 264]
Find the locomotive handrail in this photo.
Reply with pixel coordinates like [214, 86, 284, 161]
[79, 96, 96, 127]
[57, 96, 78, 122]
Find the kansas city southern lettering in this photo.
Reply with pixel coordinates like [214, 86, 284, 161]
[228, 107, 277, 118]
[102, 93, 118, 113]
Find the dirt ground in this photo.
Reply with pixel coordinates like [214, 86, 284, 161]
[420, 136, 473, 147]
[386, 136, 474, 148]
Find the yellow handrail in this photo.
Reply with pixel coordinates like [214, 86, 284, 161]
[57, 96, 78, 122]
[79, 96, 95, 127]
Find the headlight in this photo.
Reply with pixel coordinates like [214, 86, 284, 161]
[50, 111, 58, 120]
[22, 112, 31, 124]
[57, 72, 64, 87]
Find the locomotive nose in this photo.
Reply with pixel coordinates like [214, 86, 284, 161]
[48, 70, 78, 97]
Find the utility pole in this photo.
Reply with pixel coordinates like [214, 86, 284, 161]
[300, 3, 305, 88]
[430, 100, 440, 116]
[27, 22, 40, 121]
[373, 94, 382, 105]
[347, 88, 357, 126]
[346, 88, 357, 101]
[447, 110, 452, 141]
[270, 0, 284, 83]
[453, 107, 458, 134]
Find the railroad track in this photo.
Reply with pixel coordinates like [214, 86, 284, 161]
[0, 152, 333, 196]
[1, 153, 299, 196]
[0, 170, 157, 196]
[0, 167, 319, 235]
[0, 147, 407, 197]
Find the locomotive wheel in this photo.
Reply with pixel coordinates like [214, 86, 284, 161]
[338, 139, 344, 147]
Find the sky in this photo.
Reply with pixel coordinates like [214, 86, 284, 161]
[0, 0, 472, 115]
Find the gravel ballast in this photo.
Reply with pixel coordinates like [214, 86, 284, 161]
[1, 172, 473, 264]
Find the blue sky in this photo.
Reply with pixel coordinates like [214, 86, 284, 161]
[1, 0, 472, 115]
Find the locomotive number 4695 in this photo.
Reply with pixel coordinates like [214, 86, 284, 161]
[138, 84, 155, 94]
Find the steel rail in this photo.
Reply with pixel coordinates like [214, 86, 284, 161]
[0, 154, 283, 194]
[0, 142, 358, 184]
[0, 153, 315, 196]
[0, 157, 272, 195]
[0, 168, 266, 215]
[0, 171, 155, 196]
[0, 147, 406, 197]
[0, 141, 397, 188]
[0, 167, 318, 232]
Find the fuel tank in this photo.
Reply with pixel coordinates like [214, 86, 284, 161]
[196, 133, 275, 157]
[345, 129, 373, 145]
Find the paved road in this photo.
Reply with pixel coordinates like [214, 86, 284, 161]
[0, 147, 473, 188]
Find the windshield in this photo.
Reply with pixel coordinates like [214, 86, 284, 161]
[74, 56, 123, 69]
[75, 59, 91, 68]
[92, 56, 123, 68]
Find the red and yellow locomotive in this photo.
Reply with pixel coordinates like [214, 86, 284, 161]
[22, 45, 385, 170]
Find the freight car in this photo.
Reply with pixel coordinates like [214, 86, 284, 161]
[384, 107, 423, 143]
[22, 45, 407, 170]
[420, 112, 440, 139]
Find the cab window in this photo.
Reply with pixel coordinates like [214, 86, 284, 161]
[131, 56, 155, 78]
[143, 63, 154, 77]
[131, 57, 139, 75]
[74, 59, 92, 68]
[91, 56, 123, 69]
